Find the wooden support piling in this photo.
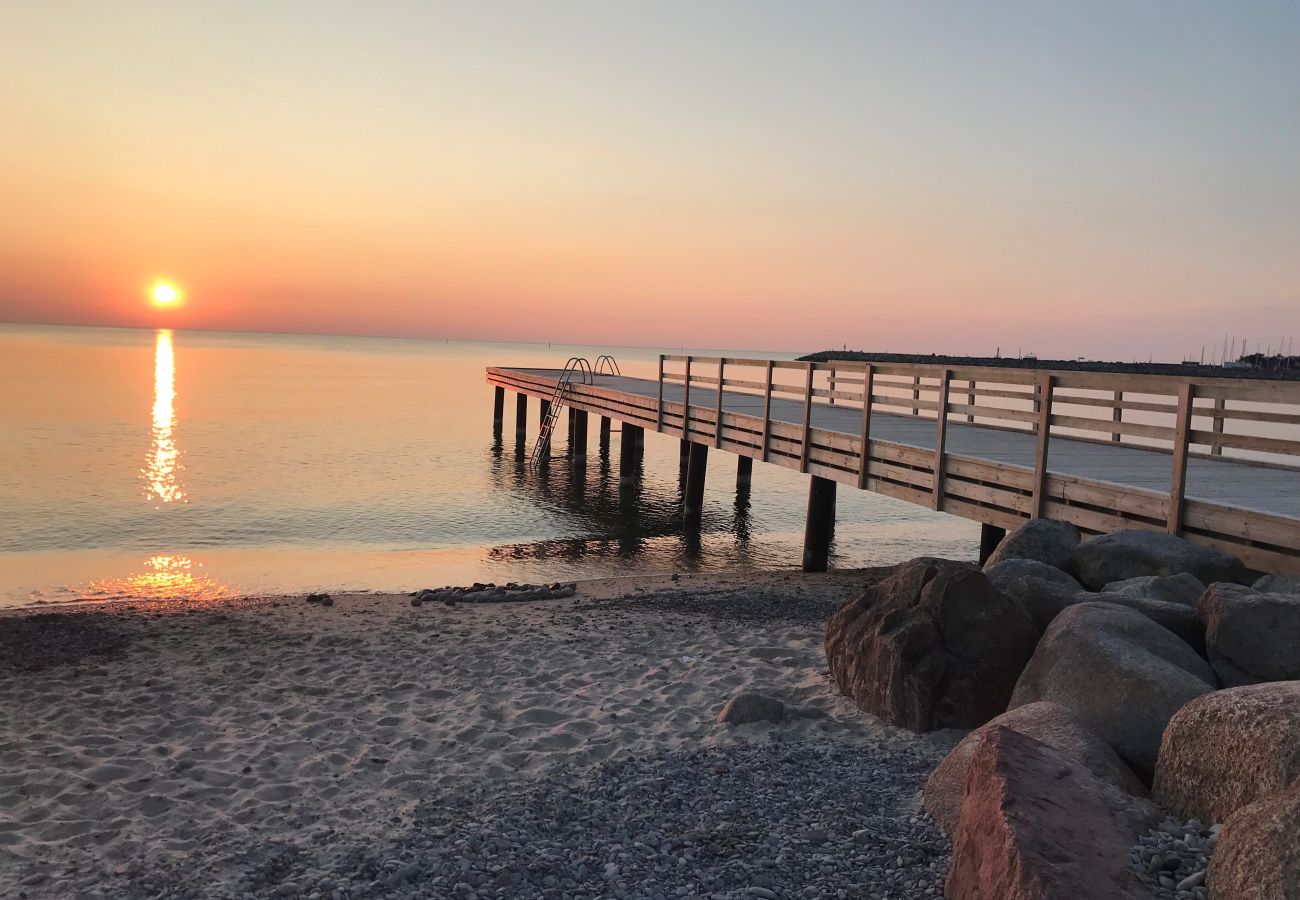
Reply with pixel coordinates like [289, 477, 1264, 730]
[684, 442, 709, 523]
[619, 424, 642, 482]
[682, 356, 693, 441]
[599, 416, 611, 451]
[539, 398, 551, 426]
[760, 360, 774, 462]
[679, 438, 691, 470]
[492, 386, 505, 429]
[714, 358, 725, 448]
[803, 476, 836, 572]
[515, 393, 527, 436]
[737, 455, 753, 487]
[571, 410, 588, 455]
[799, 363, 815, 473]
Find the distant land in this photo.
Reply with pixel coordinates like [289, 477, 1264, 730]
[799, 350, 1300, 381]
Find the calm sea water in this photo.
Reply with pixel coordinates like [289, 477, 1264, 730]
[0, 324, 975, 607]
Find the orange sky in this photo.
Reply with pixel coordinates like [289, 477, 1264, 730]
[2, 3, 1297, 359]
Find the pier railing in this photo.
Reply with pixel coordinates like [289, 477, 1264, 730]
[654, 354, 1300, 572]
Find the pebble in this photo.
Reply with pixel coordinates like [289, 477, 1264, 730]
[1132, 815, 1219, 900]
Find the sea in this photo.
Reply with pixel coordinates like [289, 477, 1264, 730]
[0, 324, 975, 607]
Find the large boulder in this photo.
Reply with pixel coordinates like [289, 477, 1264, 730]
[1101, 573, 1206, 606]
[1253, 572, 1300, 594]
[1199, 584, 1300, 685]
[984, 557, 1082, 593]
[1069, 530, 1247, 591]
[1088, 593, 1206, 656]
[824, 558, 1038, 732]
[998, 576, 1087, 634]
[924, 701, 1145, 835]
[945, 726, 1158, 900]
[1154, 682, 1300, 823]
[1207, 783, 1300, 900]
[983, 519, 1080, 571]
[1009, 602, 1214, 781]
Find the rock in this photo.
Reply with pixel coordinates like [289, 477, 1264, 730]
[716, 692, 785, 726]
[984, 558, 1082, 593]
[1069, 530, 1247, 591]
[1154, 682, 1300, 823]
[1199, 583, 1300, 685]
[945, 727, 1158, 900]
[1207, 783, 1300, 900]
[1088, 593, 1206, 655]
[1253, 573, 1300, 595]
[1102, 573, 1207, 606]
[824, 558, 1038, 731]
[983, 519, 1080, 571]
[998, 576, 1086, 634]
[924, 701, 1145, 834]
[1009, 602, 1214, 781]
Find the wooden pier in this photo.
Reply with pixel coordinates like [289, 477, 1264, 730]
[487, 356, 1300, 575]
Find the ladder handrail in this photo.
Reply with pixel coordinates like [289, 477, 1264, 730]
[530, 357, 594, 467]
[594, 354, 621, 376]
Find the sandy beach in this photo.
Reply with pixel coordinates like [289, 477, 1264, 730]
[0, 569, 957, 899]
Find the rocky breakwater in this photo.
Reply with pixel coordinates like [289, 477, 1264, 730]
[823, 519, 1300, 899]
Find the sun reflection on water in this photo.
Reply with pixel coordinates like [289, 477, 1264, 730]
[84, 555, 234, 603]
[144, 329, 185, 503]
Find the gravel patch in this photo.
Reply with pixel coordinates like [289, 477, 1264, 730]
[1131, 816, 1218, 900]
[96, 739, 949, 900]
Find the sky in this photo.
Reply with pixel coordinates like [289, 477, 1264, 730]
[2, 1, 1297, 359]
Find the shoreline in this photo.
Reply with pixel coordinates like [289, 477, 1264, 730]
[0, 566, 958, 899]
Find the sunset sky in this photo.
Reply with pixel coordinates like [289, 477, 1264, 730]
[3, 1, 1297, 359]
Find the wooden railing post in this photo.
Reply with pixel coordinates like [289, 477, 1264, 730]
[714, 358, 725, 448]
[1210, 397, 1225, 456]
[857, 363, 874, 489]
[656, 355, 665, 431]
[800, 362, 815, 473]
[932, 370, 952, 510]
[1112, 389, 1123, 442]
[911, 375, 921, 417]
[1031, 374, 1055, 518]
[966, 379, 975, 424]
[682, 355, 692, 441]
[760, 360, 774, 462]
[828, 367, 836, 406]
[1168, 383, 1194, 534]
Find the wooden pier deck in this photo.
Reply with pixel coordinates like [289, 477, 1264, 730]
[487, 356, 1300, 574]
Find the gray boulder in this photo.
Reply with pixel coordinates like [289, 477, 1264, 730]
[1070, 530, 1247, 591]
[1010, 602, 1215, 781]
[1199, 583, 1300, 685]
[716, 692, 785, 726]
[984, 558, 1082, 593]
[1101, 573, 1206, 607]
[924, 700, 1145, 835]
[824, 558, 1039, 732]
[1154, 682, 1300, 823]
[1088, 593, 1206, 656]
[1253, 572, 1300, 595]
[983, 519, 1080, 571]
[999, 576, 1088, 634]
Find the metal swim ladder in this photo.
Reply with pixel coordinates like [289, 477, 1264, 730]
[530, 357, 593, 467]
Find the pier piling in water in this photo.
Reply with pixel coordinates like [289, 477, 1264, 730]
[493, 386, 505, 433]
[684, 443, 709, 525]
[619, 424, 643, 482]
[571, 409, 588, 455]
[539, 398, 551, 426]
[737, 455, 753, 487]
[599, 416, 611, 452]
[515, 393, 527, 437]
[802, 476, 836, 572]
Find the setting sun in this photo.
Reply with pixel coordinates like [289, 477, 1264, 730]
[150, 280, 182, 308]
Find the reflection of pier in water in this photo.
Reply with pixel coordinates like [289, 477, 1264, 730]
[487, 421, 758, 566]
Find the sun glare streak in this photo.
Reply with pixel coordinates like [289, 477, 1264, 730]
[144, 329, 185, 503]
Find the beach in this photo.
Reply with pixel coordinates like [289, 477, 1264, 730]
[0, 569, 956, 899]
